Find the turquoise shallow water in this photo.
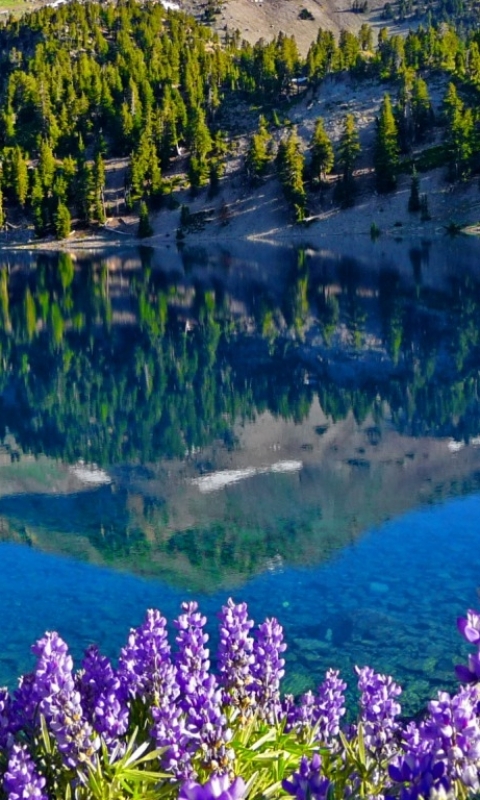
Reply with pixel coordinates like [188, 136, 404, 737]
[0, 490, 476, 714]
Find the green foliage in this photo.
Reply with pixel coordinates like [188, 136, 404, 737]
[137, 200, 153, 238]
[310, 118, 334, 183]
[84, 731, 169, 800]
[276, 130, 307, 222]
[0, 0, 479, 231]
[245, 117, 272, 183]
[414, 145, 447, 172]
[336, 113, 361, 207]
[374, 94, 399, 192]
[443, 84, 474, 181]
[54, 202, 71, 239]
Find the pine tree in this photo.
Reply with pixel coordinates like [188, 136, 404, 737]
[245, 117, 271, 182]
[337, 113, 361, 207]
[31, 169, 47, 236]
[276, 129, 306, 222]
[374, 94, 399, 192]
[38, 139, 56, 191]
[443, 85, 473, 181]
[11, 146, 29, 208]
[411, 78, 434, 141]
[92, 152, 106, 222]
[310, 117, 334, 183]
[54, 203, 71, 239]
[137, 200, 153, 238]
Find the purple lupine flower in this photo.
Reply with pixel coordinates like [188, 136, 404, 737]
[3, 743, 47, 800]
[179, 774, 246, 800]
[424, 685, 480, 789]
[282, 753, 331, 800]
[48, 694, 99, 769]
[251, 617, 286, 723]
[457, 610, 480, 645]
[355, 665, 402, 751]
[284, 670, 346, 745]
[118, 608, 174, 702]
[388, 752, 451, 800]
[217, 599, 255, 715]
[185, 673, 234, 774]
[12, 632, 75, 729]
[284, 690, 317, 734]
[178, 775, 246, 800]
[175, 601, 210, 698]
[78, 646, 129, 747]
[313, 669, 347, 743]
[0, 687, 12, 749]
[151, 701, 193, 780]
[17, 631, 98, 770]
[455, 651, 480, 684]
[174, 602, 233, 775]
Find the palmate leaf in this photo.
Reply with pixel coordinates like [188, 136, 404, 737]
[83, 728, 171, 800]
[230, 714, 321, 800]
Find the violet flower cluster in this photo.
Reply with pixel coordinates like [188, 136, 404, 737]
[1, 601, 480, 800]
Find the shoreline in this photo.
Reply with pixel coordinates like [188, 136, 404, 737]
[1, 162, 480, 256]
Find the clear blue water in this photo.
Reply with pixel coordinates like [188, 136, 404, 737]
[1, 239, 480, 716]
[0, 491, 476, 713]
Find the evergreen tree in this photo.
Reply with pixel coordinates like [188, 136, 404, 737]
[138, 200, 153, 237]
[31, 169, 47, 236]
[310, 117, 334, 182]
[374, 94, 399, 192]
[245, 117, 271, 182]
[276, 129, 306, 222]
[10, 146, 29, 208]
[337, 113, 361, 207]
[411, 78, 434, 141]
[54, 202, 71, 239]
[443, 85, 472, 180]
[92, 152, 106, 223]
[38, 140, 56, 192]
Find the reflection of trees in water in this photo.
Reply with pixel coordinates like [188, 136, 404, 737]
[2, 250, 480, 587]
[0, 251, 480, 466]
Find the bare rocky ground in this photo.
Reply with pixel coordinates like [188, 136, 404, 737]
[180, 0, 407, 55]
[89, 73, 480, 255]
[6, 71, 480, 255]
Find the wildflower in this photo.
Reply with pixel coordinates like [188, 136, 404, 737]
[251, 617, 286, 723]
[217, 599, 255, 715]
[3, 743, 47, 800]
[179, 774, 246, 800]
[457, 610, 480, 645]
[355, 665, 402, 751]
[118, 608, 174, 702]
[282, 753, 331, 800]
[78, 646, 129, 747]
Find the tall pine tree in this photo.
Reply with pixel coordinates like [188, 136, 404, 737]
[374, 94, 399, 192]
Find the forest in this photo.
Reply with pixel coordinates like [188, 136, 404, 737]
[0, 0, 479, 233]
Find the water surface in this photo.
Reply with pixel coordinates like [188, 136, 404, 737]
[1, 237, 480, 713]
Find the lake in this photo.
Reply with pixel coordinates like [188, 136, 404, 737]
[1, 234, 480, 715]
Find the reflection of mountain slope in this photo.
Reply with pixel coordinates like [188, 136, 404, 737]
[2, 399, 480, 592]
